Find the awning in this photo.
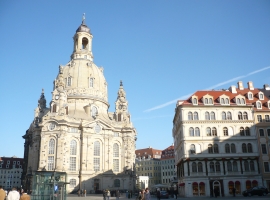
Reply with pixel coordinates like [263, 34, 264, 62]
[235, 181, 240, 184]
[179, 183, 185, 186]
[252, 180, 258, 184]
[192, 182, 198, 185]
[199, 182, 205, 186]
[228, 181, 234, 184]
[246, 180, 251, 184]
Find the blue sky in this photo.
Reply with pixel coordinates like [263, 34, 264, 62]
[0, 1, 270, 158]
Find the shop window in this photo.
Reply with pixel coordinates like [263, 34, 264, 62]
[192, 182, 199, 196]
[235, 181, 241, 194]
[252, 180, 258, 187]
[228, 181, 234, 195]
[246, 180, 251, 189]
[199, 182, 205, 196]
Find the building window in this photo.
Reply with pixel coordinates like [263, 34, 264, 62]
[67, 77, 72, 86]
[198, 162, 203, 172]
[245, 127, 250, 136]
[233, 161, 238, 172]
[93, 158, 100, 171]
[205, 98, 208, 104]
[257, 115, 262, 122]
[211, 112, 215, 120]
[213, 144, 219, 153]
[94, 141, 100, 156]
[114, 132, 119, 137]
[210, 162, 215, 172]
[192, 162, 197, 172]
[221, 98, 225, 104]
[192, 98, 198, 105]
[48, 139, 55, 154]
[89, 78, 94, 87]
[195, 127, 200, 136]
[264, 162, 270, 172]
[215, 162, 221, 172]
[222, 112, 226, 120]
[225, 144, 230, 153]
[194, 112, 199, 120]
[238, 112, 243, 120]
[70, 179, 76, 188]
[189, 128, 194, 136]
[259, 129, 264, 137]
[209, 98, 213, 104]
[248, 93, 253, 100]
[206, 127, 211, 136]
[265, 115, 270, 122]
[223, 127, 228, 136]
[114, 179, 120, 187]
[243, 112, 248, 120]
[69, 157, 76, 171]
[244, 161, 249, 171]
[188, 112, 193, 120]
[231, 144, 236, 153]
[247, 143, 253, 153]
[91, 106, 98, 117]
[267, 129, 270, 137]
[113, 159, 119, 172]
[259, 93, 264, 100]
[113, 143, 119, 157]
[241, 98, 245, 104]
[227, 162, 232, 172]
[250, 161, 255, 171]
[242, 144, 247, 153]
[261, 144, 267, 154]
[212, 127, 217, 136]
[237, 98, 241, 104]
[227, 112, 232, 120]
[208, 144, 213, 154]
[190, 144, 196, 154]
[205, 112, 210, 120]
[52, 104, 57, 113]
[257, 101, 262, 109]
[240, 127, 245, 136]
[48, 156, 54, 171]
[225, 98, 230, 104]
[70, 140, 77, 155]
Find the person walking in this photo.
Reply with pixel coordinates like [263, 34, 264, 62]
[84, 190, 86, 197]
[232, 187, 236, 197]
[156, 189, 161, 200]
[115, 190, 120, 200]
[138, 190, 144, 200]
[0, 186, 6, 200]
[7, 187, 20, 200]
[144, 188, 151, 200]
[106, 190, 110, 200]
[19, 192, 31, 200]
[103, 190, 106, 200]
[77, 190, 81, 197]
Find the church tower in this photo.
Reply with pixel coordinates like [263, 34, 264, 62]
[22, 16, 137, 193]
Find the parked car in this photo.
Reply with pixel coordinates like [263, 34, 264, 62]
[160, 191, 169, 199]
[242, 186, 268, 197]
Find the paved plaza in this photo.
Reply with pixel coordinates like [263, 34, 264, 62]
[66, 193, 270, 200]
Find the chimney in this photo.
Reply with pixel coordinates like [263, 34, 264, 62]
[247, 81, 254, 90]
[264, 84, 270, 90]
[229, 85, 237, 94]
[237, 81, 244, 90]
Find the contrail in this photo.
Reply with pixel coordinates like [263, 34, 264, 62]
[144, 66, 270, 112]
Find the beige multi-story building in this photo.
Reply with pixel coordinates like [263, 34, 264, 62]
[173, 81, 262, 197]
[255, 84, 270, 190]
[161, 145, 176, 187]
[135, 148, 162, 189]
[0, 157, 23, 190]
[22, 18, 137, 193]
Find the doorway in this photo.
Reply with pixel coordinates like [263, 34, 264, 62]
[209, 180, 224, 197]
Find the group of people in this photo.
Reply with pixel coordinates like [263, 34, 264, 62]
[77, 189, 87, 197]
[0, 186, 30, 200]
[138, 188, 151, 200]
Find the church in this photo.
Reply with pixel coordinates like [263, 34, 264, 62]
[22, 17, 137, 194]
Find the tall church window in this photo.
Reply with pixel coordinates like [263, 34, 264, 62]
[67, 77, 72, 86]
[89, 78, 94, 87]
[52, 104, 57, 113]
[70, 140, 77, 155]
[94, 141, 100, 171]
[118, 113, 122, 121]
[94, 141, 100, 156]
[82, 37, 89, 49]
[91, 106, 98, 118]
[48, 139, 55, 154]
[113, 143, 119, 157]
[69, 157, 76, 171]
[48, 156, 54, 171]
[113, 143, 119, 172]
[69, 139, 77, 171]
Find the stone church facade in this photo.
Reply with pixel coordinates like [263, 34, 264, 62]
[22, 19, 137, 193]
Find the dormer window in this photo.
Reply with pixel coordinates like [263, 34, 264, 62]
[248, 92, 253, 100]
[241, 98, 245, 104]
[237, 98, 241, 104]
[236, 96, 246, 105]
[259, 92, 264, 100]
[221, 98, 225, 104]
[225, 98, 229, 104]
[220, 96, 230, 105]
[203, 95, 214, 105]
[205, 98, 208, 104]
[191, 96, 198, 105]
[257, 101, 262, 109]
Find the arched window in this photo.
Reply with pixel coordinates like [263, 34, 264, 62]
[89, 78, 94, 87]
[215, 162, 221, 172]
[114, 179, 120, 187]
[190, 144, 196, 154]
[225, 144, 230, 153]
[213, 144, 219, 153]
[250, 161, 255, 171]
[48, 139, 55, 154]
[91, 106, 98, 117]
[65, 106, 68, 115]
[70, 140, 77, 155]
[242, 143, 247, 153]
[257, 102, 262, 109]
[82, 37, 89, 49]
[118, 113, 122, 121]
[113, 143, 119, 157]
[244, 161, 249, 171]
[193, 98, 197, 104]
[227, 112, 232, 120]
[209, 98, 213, 104]
[225, 98, 229, 104]
[222, 112, 226, 120]
[52, 104, 57, 113]
[205, 112, 210, 120]
[210, 162, 215, 172]
[221, 98, 225, 104]
[259, 93, 264, 100]
[240, 127, 245, 136]
[211, 112, 215, 120]
[238, 112, 243, 120]
[196, 162, 202, 173]
[205, 98, 209, 104]
[194, 112, 199, 120]
[237, 98, 241, 104]
[67, 77, 72, 86]
[192, 162, 197, 172]
[188, 112, 193, 120]
[189, 128, 194, 136]
[247, 143, 253, 153]
[212, 127, 217, 136]
[206, 127, 211, 136]
[233, 161, 238, 171]
[195, 127, 200, 136]
[245, 127, 250, 136]
[231, 143, 236, 153]
[241, 98, 245, 104]
[243, 112, 248, 120]
[227, 161, 232, 172]
[248, 93, 253, 99]
[94, 141, 100, 156]
[223, 127, 228, 136]
[208, 144, 213, 153]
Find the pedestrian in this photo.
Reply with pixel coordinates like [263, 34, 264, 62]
[7, 187, 20, 200]
[77, 190, 81, 197]
[103, 190, 106, 200]
[214, 187, 218, 198]
[19, 191, 31, 200]
[232, 187, 236, 197]
[0, 185, 6, 200]
[115, 190, 120, 200]
[156, 189, 161, 200]
[106, 190, 110, 200]
[144, 188, 150, 200]
[84, 189, 86, 197]
[138, 190, 144, 200]
[174, 189, 178, 199]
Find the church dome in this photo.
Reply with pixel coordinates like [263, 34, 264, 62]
[76, 23, 91, 34]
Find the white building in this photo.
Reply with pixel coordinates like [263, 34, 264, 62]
[173, 82, 261, 197]
[22, 17, 137, 193]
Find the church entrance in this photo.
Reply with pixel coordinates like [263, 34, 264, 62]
[94, 179, 100, 191]
[209, 180, 224, 197]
